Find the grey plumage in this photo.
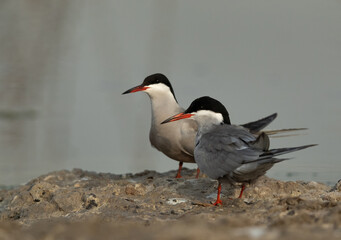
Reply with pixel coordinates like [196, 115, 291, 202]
[123, 74, 282, 168]
[123, 74, 309, 179]
[195, 123, 316, 185]
[162, 96, 316, 204]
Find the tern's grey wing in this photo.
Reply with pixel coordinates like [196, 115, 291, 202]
[194, 125, 263, 180]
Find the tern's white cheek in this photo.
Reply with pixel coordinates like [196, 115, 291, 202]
[194, 110, 223, 126]
[145, 83, 171, 96]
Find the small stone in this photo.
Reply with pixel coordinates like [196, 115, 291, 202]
[166, 198, 188, 205]
[125, 184, 146, 196]
[8, 211, 21, 220]
[243, 198, 254, 205]
[29, 182, 56, 202]
[53, 190, 83, 212]
[43, 175, 56, 181]
[321, 192, 341, 202]
[112, 187, 121, 196]
[287, 210, 295, 216]
[82, 193, 98, 210]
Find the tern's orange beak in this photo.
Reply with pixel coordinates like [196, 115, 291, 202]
[161, 113, 194, 124]
[122, 85, 149, 94]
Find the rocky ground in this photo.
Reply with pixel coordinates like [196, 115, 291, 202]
[0, 168, 340, 240]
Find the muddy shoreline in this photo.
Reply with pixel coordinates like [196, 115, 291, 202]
[0, 168, 340, 239]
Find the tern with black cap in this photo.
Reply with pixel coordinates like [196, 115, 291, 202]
[123, 74, 305, 178]
[162, 96, 316, 205]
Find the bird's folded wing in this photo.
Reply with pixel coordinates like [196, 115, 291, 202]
[194, 125, 263, 179]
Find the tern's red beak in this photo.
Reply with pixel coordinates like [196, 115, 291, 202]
[161, 113, 194, 124]
[122, 85, 149, 94]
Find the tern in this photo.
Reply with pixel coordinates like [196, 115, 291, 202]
[123, 74, 305, 178]
[162, 96, 316, 205]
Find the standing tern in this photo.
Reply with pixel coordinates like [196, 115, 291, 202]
[122, 73, 304, 178]
[162, 96, 316, 205]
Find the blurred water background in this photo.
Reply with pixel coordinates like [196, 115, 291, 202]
[0, 0, 340, 186]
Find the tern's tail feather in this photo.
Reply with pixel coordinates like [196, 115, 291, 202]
[241, 113, 308, 138]
[263, 128, 308, 138]
[241, 113, 277, 133]
[260, 144, 317, 159]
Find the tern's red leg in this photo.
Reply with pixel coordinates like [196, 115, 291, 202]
[175, 162, 183, 178]
[238, 184, 246, 199]
[213, 183, 223, 206]
[195, 168, 200, 178]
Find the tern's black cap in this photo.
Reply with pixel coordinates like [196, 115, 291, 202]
[184, 96, 231, 124]
[142, 73, 177, 101]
